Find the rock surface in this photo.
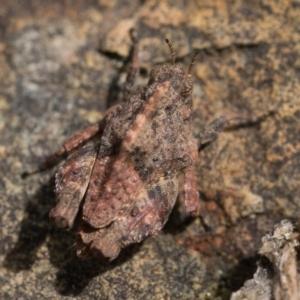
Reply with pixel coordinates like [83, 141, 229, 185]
[231, 220, 300, 300]
[0, 0, 300, 299]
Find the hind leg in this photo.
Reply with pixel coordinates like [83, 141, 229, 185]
[39, 122, 102, 170]
[22, 122, 104, 178]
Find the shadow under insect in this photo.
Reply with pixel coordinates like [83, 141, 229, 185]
[3, 175, 141, 296]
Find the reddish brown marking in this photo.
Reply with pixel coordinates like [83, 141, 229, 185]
[121, 82, 170, 151]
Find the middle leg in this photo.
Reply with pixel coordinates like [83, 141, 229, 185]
[122, 29, 139, 102]
[198, 114, 250, 146]
[183, 166, 201, 217]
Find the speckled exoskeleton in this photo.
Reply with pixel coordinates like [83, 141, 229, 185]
[32, 37, 235, 260]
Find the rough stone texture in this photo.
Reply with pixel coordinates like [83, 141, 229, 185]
[0, 0, 300, 299]
[231, 220, 300, 300]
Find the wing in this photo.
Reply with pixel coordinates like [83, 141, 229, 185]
[78, 175, 178, 259]
[82, 153, 144, 228]
[49, 141, 98, 229]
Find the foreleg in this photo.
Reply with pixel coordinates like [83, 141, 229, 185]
[198, 114, 249, 146]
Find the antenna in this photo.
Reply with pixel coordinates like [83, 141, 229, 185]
[165, 39, 176, 65]
[187, 51, 199, 78]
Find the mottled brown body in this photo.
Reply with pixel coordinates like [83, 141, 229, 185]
[41, 39, 234, 260]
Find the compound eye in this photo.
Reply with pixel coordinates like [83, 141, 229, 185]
[180, 78, 193, 98]
[150, 66, 160, 80]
